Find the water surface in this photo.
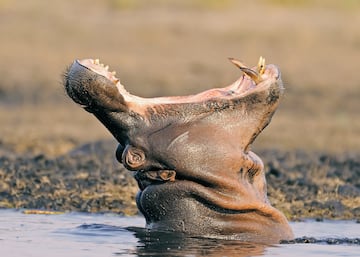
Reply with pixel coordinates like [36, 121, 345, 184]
[0, 209, 358, 256]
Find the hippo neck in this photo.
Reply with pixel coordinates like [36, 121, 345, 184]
[136, 163, 292, 243]
[136, 151, 285, 222]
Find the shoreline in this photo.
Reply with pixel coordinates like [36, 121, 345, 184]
[0, 140, 358, 221]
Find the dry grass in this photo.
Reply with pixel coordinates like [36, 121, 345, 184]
[0, 0, 359, 155]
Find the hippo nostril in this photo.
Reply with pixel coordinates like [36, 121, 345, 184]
[122, 145, 146, 170]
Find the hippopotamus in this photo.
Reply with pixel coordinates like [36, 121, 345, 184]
[63, 56, 294, 243]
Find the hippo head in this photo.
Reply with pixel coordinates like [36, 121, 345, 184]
[63, 57, 293, 243]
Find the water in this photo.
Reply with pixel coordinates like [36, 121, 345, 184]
[0, 209, 358, 257]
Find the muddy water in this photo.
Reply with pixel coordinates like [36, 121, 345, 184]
[0, 210, 358, 257]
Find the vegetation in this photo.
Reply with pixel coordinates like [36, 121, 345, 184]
[0, 0, 359, 155]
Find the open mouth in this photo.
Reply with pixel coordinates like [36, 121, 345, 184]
[66, 57, 283, 191]
[75, 56, 281, 107]
[77, 59, 120, 84]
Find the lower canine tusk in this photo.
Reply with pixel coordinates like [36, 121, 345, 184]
[229, 58, 263, 84]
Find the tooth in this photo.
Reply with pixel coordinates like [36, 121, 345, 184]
[229, 58, 263, 84]
[111, 71, 116, 76]
[228, 58, 248, 69]
[100, 63, 104, 67]
[105, 65, 109, 71]
[241, 68, 263, 84]
[257, 56, 266, 75]
[94, 59, 100, 65]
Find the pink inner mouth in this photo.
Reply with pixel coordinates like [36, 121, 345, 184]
[78, 59, 120, 84]
[77, 58, 280, 106]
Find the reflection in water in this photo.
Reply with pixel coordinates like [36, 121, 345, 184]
[72, 223, 360, 256]
[2, 210, 358, 257]
[128, 227, 267, 257]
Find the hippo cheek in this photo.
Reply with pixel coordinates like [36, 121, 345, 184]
[144, 103, 275, 184]
[147, 126, 232, 181]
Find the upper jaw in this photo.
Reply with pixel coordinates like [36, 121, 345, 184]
[77, 59, 120, 85]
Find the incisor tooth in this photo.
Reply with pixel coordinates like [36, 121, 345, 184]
[111, 71, 116, 76]
[229, 57, 263, 84]
[105, 65, 109, 71]
[94, 59, 100, 65]
[257, 56, 266, 75]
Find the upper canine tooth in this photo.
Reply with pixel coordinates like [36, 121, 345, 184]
[228, 58, 248, 69]
[257, 56, 266, 75]
[229, 57, 263, 84]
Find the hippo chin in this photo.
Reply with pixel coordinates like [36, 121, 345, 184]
[63, 56, 294, 243]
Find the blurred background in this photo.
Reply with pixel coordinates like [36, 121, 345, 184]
[0, 0, 359, 156]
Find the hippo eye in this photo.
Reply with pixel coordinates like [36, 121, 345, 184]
[122, 145, 146, 170]
[115, 144, 125, 163]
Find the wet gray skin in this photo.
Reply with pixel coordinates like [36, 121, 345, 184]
[63, 57, 294, 243]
